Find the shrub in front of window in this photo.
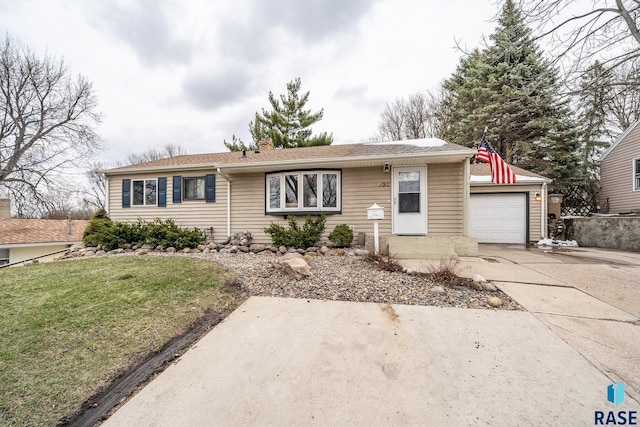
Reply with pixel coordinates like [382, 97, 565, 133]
[328, 224, 354, 248]
[264, 214, 326, 249]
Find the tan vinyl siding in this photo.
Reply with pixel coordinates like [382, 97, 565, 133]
[471, 184, 545, 241]
[230, 167, 393, 244]
[107, 171, 228, 241]
[600, 125, 640, 213]
[427, 162, 464, 236]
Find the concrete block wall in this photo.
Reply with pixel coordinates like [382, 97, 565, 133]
[565, 217, 640, 252]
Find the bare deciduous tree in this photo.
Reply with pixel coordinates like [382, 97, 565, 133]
[0, 35, 101, 206]
[518, 0, 640, 79]
[126, 143, 187, 165]
[377, 98, 405, 141]
[376, 91, 448, 141]
[606, 63, 640, 132]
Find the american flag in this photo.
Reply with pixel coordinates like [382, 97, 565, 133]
[476, 136, 517, 184]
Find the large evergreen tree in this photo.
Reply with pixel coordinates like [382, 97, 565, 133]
[225, 78, 332, 151]
[441, 0, 581, 189]
[575, 61, 611, 183]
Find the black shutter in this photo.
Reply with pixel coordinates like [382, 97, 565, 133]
[172, 176, 182, 203]
[122, 179, 131, 208]
[158, 177, 167, 207]
[205, 174, 216, 202]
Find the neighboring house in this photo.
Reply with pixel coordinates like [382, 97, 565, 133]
[469, 163, 551, 244]
[104, 138, 549, 259]
[600, 121, 640, 214]
[0, 218, 88, 266]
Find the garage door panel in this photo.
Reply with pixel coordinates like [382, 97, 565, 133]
[470, 194, 527, 244]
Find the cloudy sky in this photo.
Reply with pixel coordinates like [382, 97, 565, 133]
[0, 0, 501, 165]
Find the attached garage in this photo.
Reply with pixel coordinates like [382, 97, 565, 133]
[469, 193, 527, 243]
[469, 164, 552, 244]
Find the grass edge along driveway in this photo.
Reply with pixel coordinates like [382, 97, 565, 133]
[0, 255, 244, 427]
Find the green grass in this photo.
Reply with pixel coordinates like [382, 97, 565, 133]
[0, 256, 244, 426]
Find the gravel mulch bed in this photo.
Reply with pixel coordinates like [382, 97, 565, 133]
[172, 251, 523, 311]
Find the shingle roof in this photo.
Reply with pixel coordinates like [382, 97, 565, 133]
[0, 219, 88, 245]
[470, 163, 548, 179]
[106, 140, 474, 173]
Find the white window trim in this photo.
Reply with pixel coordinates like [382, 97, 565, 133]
[132, 179, 158, 206]
[266, 170, 341, 213]
[634, 157, 640, 192]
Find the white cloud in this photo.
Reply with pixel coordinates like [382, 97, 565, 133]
[0, 0, 498, 165]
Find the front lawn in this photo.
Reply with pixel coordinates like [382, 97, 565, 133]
[0, 256, 243, 426]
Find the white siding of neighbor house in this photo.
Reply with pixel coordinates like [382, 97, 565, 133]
[107, 171, 229, 241]
[108, 163, 468, 245]
[470, 184, 545, 242]
[600, 124, 640, 213]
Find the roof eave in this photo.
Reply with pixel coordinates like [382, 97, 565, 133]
[105, 163, 220, 176]
[218, 150, 476, 173]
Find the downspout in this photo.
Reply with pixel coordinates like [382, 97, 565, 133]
[541, 182, 547, 238]
[105, 177, 110, 216]
[217, 168, 232, 238]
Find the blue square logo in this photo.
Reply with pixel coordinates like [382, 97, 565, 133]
[607, 382, 625, 406]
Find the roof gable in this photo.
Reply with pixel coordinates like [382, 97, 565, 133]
[600, 121, 640, 161]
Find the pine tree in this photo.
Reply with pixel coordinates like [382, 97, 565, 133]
[575, 61, 612, 183]
[250, 77, 333, 149]
[441, 0, 581, 189]
[223, 134, 257, 152]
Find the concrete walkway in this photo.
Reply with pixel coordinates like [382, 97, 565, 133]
[104, 297, 638, 427]
[103, 245, 640, 426]
[407, 244, 640, 403]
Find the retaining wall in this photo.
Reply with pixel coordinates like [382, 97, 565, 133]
[565, 216, 640, 252]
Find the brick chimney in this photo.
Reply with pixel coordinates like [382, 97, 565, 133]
[258, 138, 274, 151]
[0, 182, 9, 219]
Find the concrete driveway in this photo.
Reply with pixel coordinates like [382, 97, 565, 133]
[103, 245, 640, 426]
[455, 244, 640, 403]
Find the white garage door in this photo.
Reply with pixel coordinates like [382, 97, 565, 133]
[469, 193, 527, 244]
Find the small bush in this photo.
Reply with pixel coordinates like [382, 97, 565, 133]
[364, 252, 403, 272]
[82, 214, 205, 251]
[83, 209, 121, 250]
[422, 259, 461, 284]
[328, 224, 354, 248]
[264, 214, 326, 249]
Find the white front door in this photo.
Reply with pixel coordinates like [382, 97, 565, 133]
[393, 166, 427, 235]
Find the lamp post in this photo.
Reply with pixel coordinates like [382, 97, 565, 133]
[366, 203, 384, 255]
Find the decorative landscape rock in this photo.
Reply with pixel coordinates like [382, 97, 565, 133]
[250, 244, 266, 253]
[354, 249, 369, 256]
[166, 247, 176, 253]
[431, 285, 445, 294]
[319, 246, 330, 256]
[280, 256, 312, 280]
[482, 282, 498, 291]
[487, 297, 503, 307]
[229, 230, 252, 247]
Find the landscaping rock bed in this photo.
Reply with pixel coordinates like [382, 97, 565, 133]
[64, 241, 522, 311]
[186, 251, 522, 311]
